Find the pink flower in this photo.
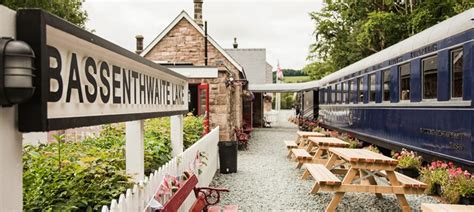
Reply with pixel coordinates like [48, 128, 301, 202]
[441, 163, 448, 169]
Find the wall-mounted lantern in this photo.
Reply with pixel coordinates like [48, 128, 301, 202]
[0, 37, 35, 107]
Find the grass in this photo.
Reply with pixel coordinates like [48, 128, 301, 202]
[282, 76, 311, 83]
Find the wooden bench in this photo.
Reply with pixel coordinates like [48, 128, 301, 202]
[291, 149, 312, 168]
[421, 203, 474, 212]
[301, 164, 341, 194]
[149, 173, 237, 212]
[379, 170, 427, 194]
[284, 140, 298, 158]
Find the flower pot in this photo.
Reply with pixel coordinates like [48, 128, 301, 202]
[433, 183, 442, 195]
[459, 195, 474, 205]
[396, 167, 420, 179]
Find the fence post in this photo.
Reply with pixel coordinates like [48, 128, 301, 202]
[126, 120, 145, 182]
[170, 115, 184, 156]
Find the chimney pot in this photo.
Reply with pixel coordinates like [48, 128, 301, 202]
[194, 0, 204, 27]
[233, 37, 238, 49]
[135, 35, 144, 54]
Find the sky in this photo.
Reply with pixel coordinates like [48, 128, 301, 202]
[83, 0, 323, 70]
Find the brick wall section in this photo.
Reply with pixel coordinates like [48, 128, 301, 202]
[144, 18, 243, 141]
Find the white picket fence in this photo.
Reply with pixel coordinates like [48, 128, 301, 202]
[101, 126, 220, 212]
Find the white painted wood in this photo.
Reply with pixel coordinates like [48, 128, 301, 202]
[169, 67, 218, 78]
[171, 115, 184, 157]
[103, 127, 220, 212]
[0, 6, 23, 212]
[126, 120, 145, 182]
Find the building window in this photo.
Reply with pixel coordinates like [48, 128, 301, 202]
[382, 69, 391, 101]
[350, 79, 356, 103]
[342, 82, 348, 104]
[422, 55, 438, 99]
[451, 48, 463, 98]
[369, 73, 376, 102]
[399, 63, 410, 101]
[358, 77, 364, 103]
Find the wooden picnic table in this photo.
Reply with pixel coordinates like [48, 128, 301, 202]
[421, 203, 474, 212]
[302, 148, 427, 212]
[293, 137, 350, 168]
[286, 131, 326, 158]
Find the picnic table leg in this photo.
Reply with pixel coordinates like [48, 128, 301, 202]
[324, 153, 338, 169]
[305, 142, 315, 153]
[301, 168, 310, 180]
[385, 171, 411, 212]
[326, 168, 358, 212]
[360, 170, 383, 198]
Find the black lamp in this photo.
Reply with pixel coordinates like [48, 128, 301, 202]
[0, 37, 36, 107]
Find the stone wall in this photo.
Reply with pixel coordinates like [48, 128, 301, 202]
[144, 18, 243, 141]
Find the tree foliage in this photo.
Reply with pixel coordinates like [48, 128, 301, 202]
[304, 0, 473, 79]
[1, 0, 88, 28]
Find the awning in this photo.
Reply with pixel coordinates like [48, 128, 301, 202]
[248, 80, 320, 92]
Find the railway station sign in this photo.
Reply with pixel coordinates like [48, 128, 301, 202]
[16, 9, 188, 132]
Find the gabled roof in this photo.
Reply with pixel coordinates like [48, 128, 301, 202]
[225, 48, 267, 84]
[140, 10, 244, 74]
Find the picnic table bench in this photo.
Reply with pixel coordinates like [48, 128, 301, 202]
[302, 148, 427, 212]
[421, 203, 474, 212]
[149, 173, 237, 212]
[292, 137, 350, 168]
[285, 131, 325, 158]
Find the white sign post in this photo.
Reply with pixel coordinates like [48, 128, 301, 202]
[170, 115, 184, 156]
[0, 6, 22, 211]
[126, 120, 145, 182]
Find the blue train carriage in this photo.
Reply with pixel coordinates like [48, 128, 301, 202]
[316, 8, 474, 169]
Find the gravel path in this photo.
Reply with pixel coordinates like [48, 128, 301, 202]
[210, 128, 439, 211]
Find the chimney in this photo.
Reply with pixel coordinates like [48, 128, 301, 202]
[135, 35, 144, 54]
[233, 37, 238, 49]
[194, 0, 203, 27]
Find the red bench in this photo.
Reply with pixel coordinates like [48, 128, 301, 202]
[151, 172, 237, 212]
[235, 128, 250, 149]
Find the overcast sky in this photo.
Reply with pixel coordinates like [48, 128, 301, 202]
[83, 0, 323, 70]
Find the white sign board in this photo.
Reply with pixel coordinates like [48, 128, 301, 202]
[17, 9, 188, 132]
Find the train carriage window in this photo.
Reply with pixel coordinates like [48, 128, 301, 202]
[336, 83, 342, 104]
[451, 48, 463, 98]
[399, 63, 410, 100]
[358, 77, 364, 103]
[342, 82, 348, 104]
[382, 69, 391, 101]
[369, 74, 376, 102]
[422, 55, 438, 99]
[331, 85, 335, 104]
[350, 80, 356, 103]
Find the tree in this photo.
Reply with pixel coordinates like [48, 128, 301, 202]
[304, 0, 472, 80]
[1, 0, 88, 28]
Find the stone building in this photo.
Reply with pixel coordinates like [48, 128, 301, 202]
[138, 1, 246, 141]
[225, 45, 273, 128]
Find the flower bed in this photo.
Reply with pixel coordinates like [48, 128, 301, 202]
[23, 115, 204, 211]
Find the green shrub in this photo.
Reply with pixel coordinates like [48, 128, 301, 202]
[23, 115, 204, 211]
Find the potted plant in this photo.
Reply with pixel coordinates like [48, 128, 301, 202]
[420, 161, 451, 195]
[442, 167, 474, 204]
[393, 149, 422, 178]
[364, 145, 380, 154]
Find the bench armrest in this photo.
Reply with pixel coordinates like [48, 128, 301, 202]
[194, 187, 230, 207]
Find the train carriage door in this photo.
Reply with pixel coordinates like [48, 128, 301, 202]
[198, 83, 210, 134]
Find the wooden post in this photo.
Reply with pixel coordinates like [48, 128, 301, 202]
[126, 120, 145, 182]
[0, 6, 22, 211]
[171, 115, 184, 156]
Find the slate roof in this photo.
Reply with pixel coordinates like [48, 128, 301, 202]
[225, 48, 271, 85]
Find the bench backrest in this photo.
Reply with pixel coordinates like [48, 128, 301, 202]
[159, 174, 199, 212]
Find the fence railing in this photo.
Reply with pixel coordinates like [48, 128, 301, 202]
[101, 127, 220, 212]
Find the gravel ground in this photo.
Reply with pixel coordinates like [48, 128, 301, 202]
[210, 128, 439, 211]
